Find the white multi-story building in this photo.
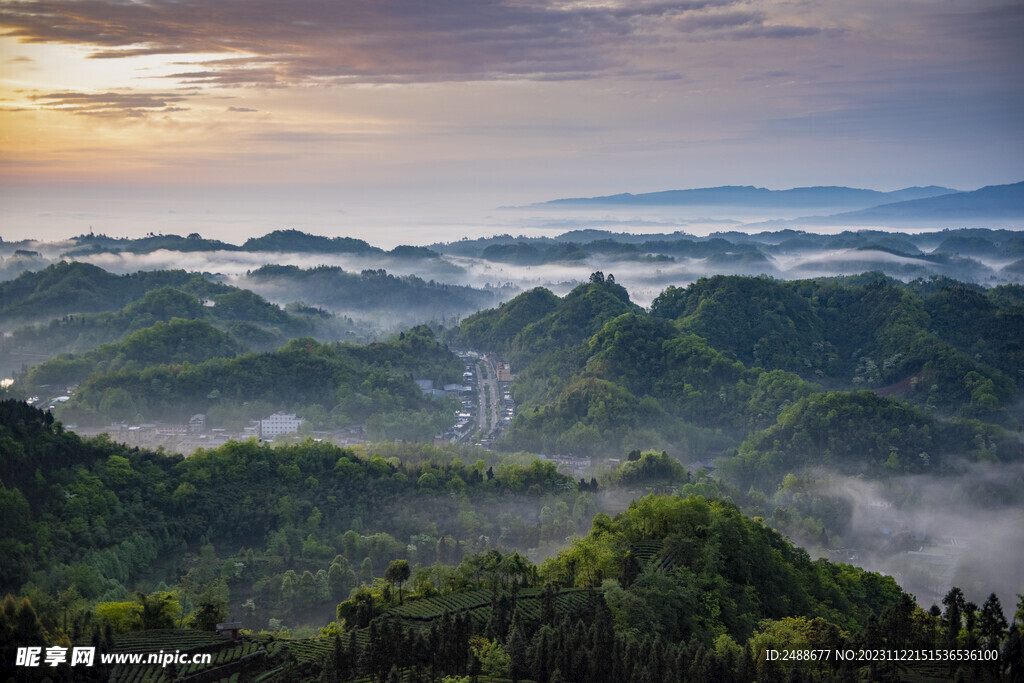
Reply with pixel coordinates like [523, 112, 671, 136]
[259, 412, 305, 440]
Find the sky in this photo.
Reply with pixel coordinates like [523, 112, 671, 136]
[1, 0, 1023, 244]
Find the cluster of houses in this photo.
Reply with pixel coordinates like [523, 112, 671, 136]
[415, 376, 480, 443]
[413, 378, 472, 399]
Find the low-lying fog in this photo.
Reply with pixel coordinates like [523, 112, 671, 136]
[3, 240, 1020, 314]
[58, 251, 1024, 309]
[805, 462, 1024, 608]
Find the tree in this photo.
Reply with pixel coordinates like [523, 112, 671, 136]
[942, 587, 967, 646]
[13, 597, 46, 646]
[979, 593, 1008, 650]
[328, 559, 353, 600]
[506, 611, 529, 683]
[527, 624, 554, 683]
[881, 593, 916, 647]
[337, 586, 376, 629]
[1005, 626, 1024, 682]
[359, 557, 374, 585]
[385, 559, 411, 604]
[299, 570, 317, 607]
[471, 636, 510, 679]
[190, 599, 227, 631]
[138, 591, 178, 630]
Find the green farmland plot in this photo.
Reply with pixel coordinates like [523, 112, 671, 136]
[383, 586, 592, 633]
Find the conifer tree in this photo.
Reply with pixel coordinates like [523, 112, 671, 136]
[528, 625, 554, 683]
[1003, 626, 1023, 682]
[346, 629, 358, 680]
[506, 609, 529, 683]
[739, 643, 756, 683]
[980, 593, 1008, 650]
[541, 581, 557, 626]
[14, 597, 46, 647]
[943, 587, 967, 646]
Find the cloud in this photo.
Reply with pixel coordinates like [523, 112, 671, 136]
[228, 106, 258, 113]
[0, 0, 828, 85]
[27, 90, 190, 116]
[165, 61, 285, 88]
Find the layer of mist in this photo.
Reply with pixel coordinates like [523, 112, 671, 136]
[4, 229, 1021, 314]
[808, 462, 1024, 607]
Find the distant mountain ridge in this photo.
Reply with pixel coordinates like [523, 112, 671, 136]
[814, 180, 1024, 224]
[538, 184, 958, 209]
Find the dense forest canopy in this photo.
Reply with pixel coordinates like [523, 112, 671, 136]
[43, 325, 462, 432]
[0, 266, 354, 378]
[0, 400, 598, 631]
[236, 264, 504, 329]
[0, 263, 229, 323]
[2, 401, 1022, 681]
[452, 273, 1023, 460]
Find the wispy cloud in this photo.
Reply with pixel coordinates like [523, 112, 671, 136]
[0, 0, 827, 85]
[27, 90, 190, 116]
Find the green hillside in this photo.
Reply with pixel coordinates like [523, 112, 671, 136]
[56, 326, 459, 427]
[0, 262, 225, 322]
[463, 274, 1024, 457]
[22, 318, 244, 389]
[651, 275, 1019, 418]
[0, 275, 352, 378]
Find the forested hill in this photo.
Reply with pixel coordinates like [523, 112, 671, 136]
[455, 275, 643, 367]
[3, 400, 1020, 682]
[543, 494, 905, 636]
[0, 399, 599, 653]
[53, 325, 461, 431]
[15, 290, 461, 397]
[0, 275, 351, 379]
[237, 264, 503, 324]
[329, 495, 940, 683]
[454, 286, 561, 353]
[21, 318, 244, 390]
[650, 275, 1023, 404]
[0, 262, 228, 323]
[0, 400, 575, 602]
[452, 273, 1023, 458]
